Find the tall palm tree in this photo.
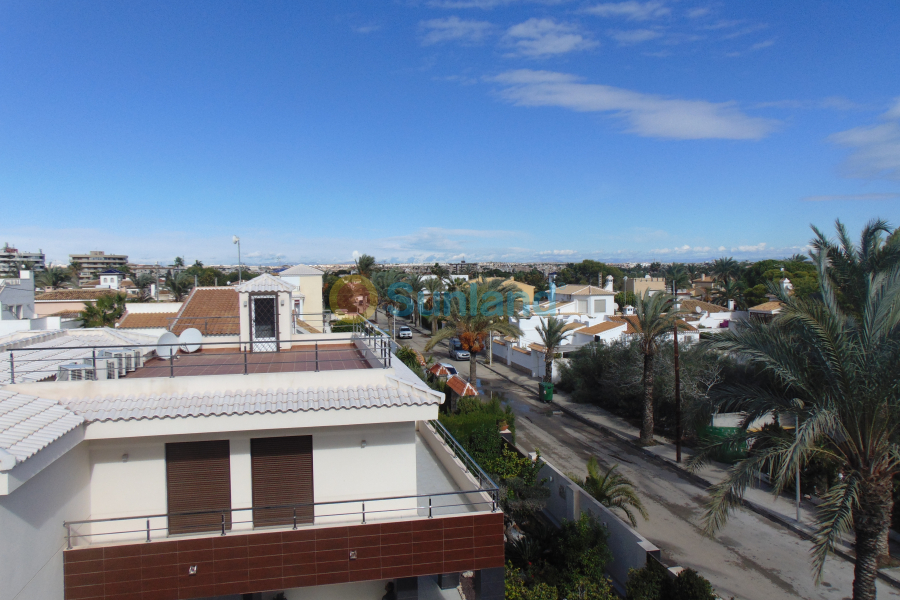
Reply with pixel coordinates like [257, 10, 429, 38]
[423, 277, 445, 335]
[165, 271, 193, 302]
[355, 254, 376, 278]
[665, 263, 690, 294]
[37, 266, 70, 290]
[810, 218, 900, 318]
[173, 256, 185, 268]
[67, 260, 82, 288]
[694, 253, 900, 600]
[632, 290, 675, 445]
[79, 293, 127, 327]
[192, 259, 204, 269]
[424, 279, 523, 383]
[710, 257, 741, 283]
[401, 273, 426, 327]
[535, 316, 576, 383]
[568, 457, 648, 527]
[132, 273, 156, 302]
[371, 270, 406, 336]
[711, 279, 746, 309]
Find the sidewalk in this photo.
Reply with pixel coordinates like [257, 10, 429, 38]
[472, 353, 900, 589]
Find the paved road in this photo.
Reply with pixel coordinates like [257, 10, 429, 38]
[392, 316, 899, 600]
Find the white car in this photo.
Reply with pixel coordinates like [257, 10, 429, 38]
[398, 326, 413, 339]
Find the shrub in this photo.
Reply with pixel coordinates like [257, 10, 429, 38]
[626, 560, 667, 600]
[664, 568, 715, 600]
[330, 317, 364, 332]
[626, 562, 716, 600]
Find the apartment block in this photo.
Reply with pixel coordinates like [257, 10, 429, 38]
[1, 243, 46, 276]
[68, 251, 129, 284]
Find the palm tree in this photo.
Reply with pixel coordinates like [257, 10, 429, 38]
[67, 260, 82, 288]
[711, 279, 746, 309]
[694, 251, 900, 600]
[371, 270, 406, 336]
[192, 260, 204, 269]
[132, 273, 156, 302]
[79, 292, 127, 327]
[173, 256, 184, 268]
[535, 316, 576, 383]
[632, 290, 675, 445]
[355, 254, 376, 278]
[165, 271, 193, 302]
[664, 263, 690, 294]
[568, 457, 648, 527]
[424, 279, 523, 383]
[401, 273, 426, 327]
[423, 277, 445, 335]
[37, 266, 70, 290]
[810, 218, 900, 318]
[710, 257, 741, 283]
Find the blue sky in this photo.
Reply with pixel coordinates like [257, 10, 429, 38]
[1, 0, 898, 266]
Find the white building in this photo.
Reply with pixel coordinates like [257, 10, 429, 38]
[0, 243, 45, 276]
[0, 305, 504, 600]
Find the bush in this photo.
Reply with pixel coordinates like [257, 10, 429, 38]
[665, 569, 715, 600]
[330, 317, 364, 332]
[626, 562, 715, 600]
[626, 560, 667, 600]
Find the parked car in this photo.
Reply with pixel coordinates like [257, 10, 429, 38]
[449, 338, 470, 361]
[398, 326, 413, 339]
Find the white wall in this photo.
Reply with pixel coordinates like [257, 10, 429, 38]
[0, 442, 90, 600]
[123, 302, 183, 313]
[83, 422, 418, 543]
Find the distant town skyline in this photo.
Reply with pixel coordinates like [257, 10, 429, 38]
[2, 1, 898, 266]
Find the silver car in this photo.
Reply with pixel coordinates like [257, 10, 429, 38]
[398, 326, 413, 339]
[449, 338, 470, 360]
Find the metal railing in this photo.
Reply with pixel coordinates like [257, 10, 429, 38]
[3, 334, 394, 384]
[64, 481, 499, 549]
[430, 419, 500, 494]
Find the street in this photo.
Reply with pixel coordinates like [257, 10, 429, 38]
[389, 314, 900, 600]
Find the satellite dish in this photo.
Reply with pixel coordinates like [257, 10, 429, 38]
[156, 332, 179, 359]
[179, 328, 202, 353]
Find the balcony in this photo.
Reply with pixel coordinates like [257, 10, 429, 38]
[61, 422, 505, 600]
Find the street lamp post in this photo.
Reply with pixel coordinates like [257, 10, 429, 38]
[674, 316, 682, 463]
[232, 236, 241, 284]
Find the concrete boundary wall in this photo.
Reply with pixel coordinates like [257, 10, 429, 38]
[538, 460, 659, 595]
[417, 421, 494, 511]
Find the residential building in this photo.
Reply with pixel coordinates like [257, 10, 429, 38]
[0, 286, 504, 600]
[33, 289, 120, 318]
[277, 264, 325, 331]
[97, 270, 125, 289]
[624, 275, 667, 297]
[0, 243, 45, 276]
[749, 301, 784, 322]
[677, 299, 747, 331]
[69, 252, 128, 285]
[0, 270, 36, 322]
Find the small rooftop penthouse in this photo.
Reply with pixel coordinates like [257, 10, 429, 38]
[0, 280, 504, 600]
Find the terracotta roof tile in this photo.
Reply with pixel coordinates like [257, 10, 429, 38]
[577, 321, 627, 335]
[680, 299, 728, 314]
[750, 301, 784, 313]
[446, 375, 478, 397]
[170, 288, 239, 335]
[429, 363, 454, 377]
[118, 312, 178, 329]
[45, 311, 83, 319]
[35, 289, 118, 301]
[554, 284, 616, 296]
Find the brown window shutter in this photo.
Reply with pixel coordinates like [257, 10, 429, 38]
[165, 440, 232, 535]
[251, 435, 314, 527]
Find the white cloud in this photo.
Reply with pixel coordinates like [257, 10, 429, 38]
[718, 246, 726, 252]
[420, 16, 493, 45]
[829, 99, 900, 180]
[608, 28, 662, 44]
[503, 18, 597, 57]
[488, 69, 777, 139]
[537, 249, 578, 255]
[686, 7, 711, 19]
[584, 1, 670, 20]
[650, 244, 710, 254]
[732, 243, 767, 252]
[352, 24, 381, 34]
[802, 193, 900, 202]
[428, 0, 517, 7]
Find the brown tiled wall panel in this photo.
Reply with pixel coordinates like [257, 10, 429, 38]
[64, 513, 504, 600]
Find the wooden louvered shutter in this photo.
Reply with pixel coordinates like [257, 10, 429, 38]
[251, 435, 314, 527]
[166, 440, 232, 535]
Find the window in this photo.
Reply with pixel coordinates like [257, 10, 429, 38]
[576, 299, 587, 313]
[593, 299, 607, 313]
[165, 440, 232, 535]
[251, 436, 314, 527]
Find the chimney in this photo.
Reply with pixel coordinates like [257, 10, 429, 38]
[624, 305, 635, 316]
[727, 299, 735, 311]
[604, 275, 614, 291]
[781, 278, 793, 293]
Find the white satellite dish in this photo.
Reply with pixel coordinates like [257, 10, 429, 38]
[179, 328, 202, 353]
[156, 332, 179, 359]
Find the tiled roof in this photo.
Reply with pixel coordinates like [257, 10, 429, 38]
[429, 363, 454, 377]
[528, 343, 547, 353]
[279, 264, 324, 276]
[412, 349, 427, 367]
[59, 380, 442, 423]
[46, 310, 84, 319]
[0, 391, 83, 464]
[554, 284, 616, 296]
[170, 288, 240, 335]
[750, 301, 784, 313]
[446, 375, 478, 397]
[236, 273, 295, 293]
[35, 289, 117, 301]
[606, 315, 698, 334]
[577, 321, 627, 335]
[118, 312, 178, 329]
[680, 299, 728, 314]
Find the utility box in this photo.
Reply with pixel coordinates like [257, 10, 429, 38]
[538, 382, 554, 402]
